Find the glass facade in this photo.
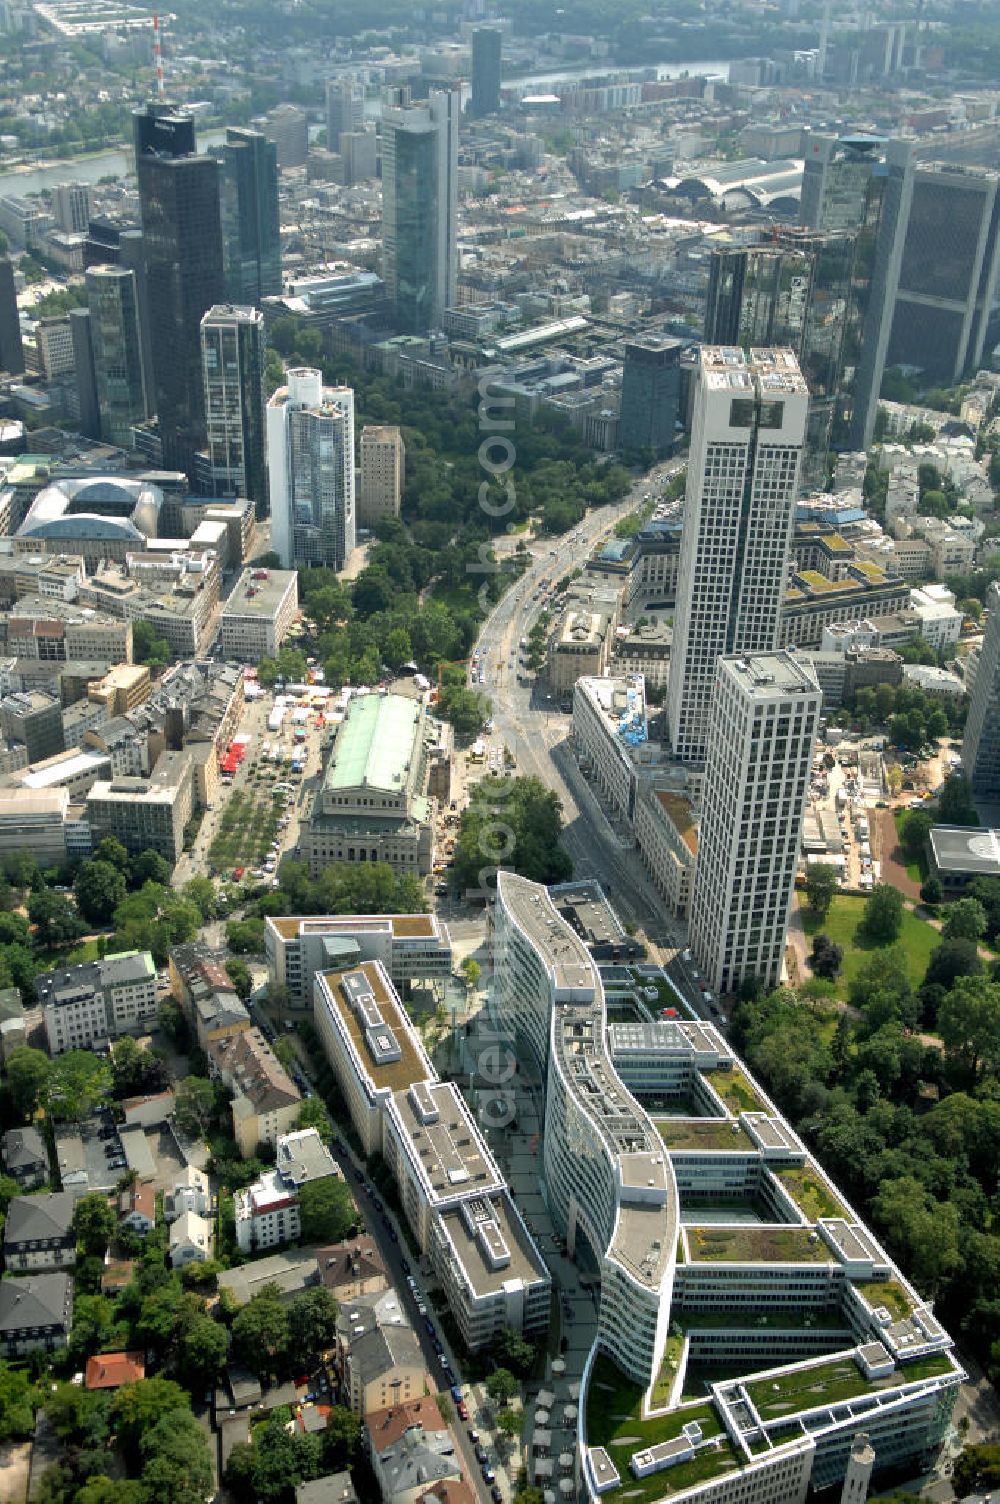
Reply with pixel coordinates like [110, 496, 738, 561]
[86, 265, 148, 448]
[471, 27, 502, 119]
[201, 307, 267, 514]
[134, 105, 225, 475]
[220, 128, 282, 307]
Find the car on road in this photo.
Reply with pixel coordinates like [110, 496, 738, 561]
[438, 1353, 449, 1368]
[457, 1400, 469, 1421]
[491, 1488, 503, 1503]
[450, 1385, 463, 1403]
[483, 1468, 496, 1484]
[475, 1447, 488, 1465]
[468, 1430, 480, 1444]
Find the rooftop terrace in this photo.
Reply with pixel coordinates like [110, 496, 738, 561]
[772, 1165, 848, 1223]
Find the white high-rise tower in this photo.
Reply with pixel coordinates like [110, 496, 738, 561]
[666, 347, 808, 764]
[266, 367, 355, 572]
[690, 650, 821, 996]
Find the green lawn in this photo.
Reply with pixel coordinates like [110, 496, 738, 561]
[893, 809, 927, 884]
[656, 1118, 753, 1152]
[802, 895, 939, 995]
[705, 1068, 767, 1116]
[35, 936, 102, 968]
[586, 1356, 741, 1504]
[680, 1309, 849, 1332]
[746, 1350, 953, 1421]
[853, 1279, 913, 1320]
[772, 1166, 848, 1223]
[687, 1226, 834, 1265]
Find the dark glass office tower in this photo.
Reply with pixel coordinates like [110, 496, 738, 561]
[619, 335, 683, 459]
[87, 264, 149, 447]
[886, 164, 1000, 385]
[705, 230, 856, 479]
[471, 27, 502, 118]
[134, 103, 225, 475]
[0, 257, 24, 375]
[220, 127, 281, 307]
[381, 90, 459, 334]
[200, 304, 267, 515]
[70, 307, 100, 440]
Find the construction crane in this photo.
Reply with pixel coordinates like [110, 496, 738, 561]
[152, 12, 165, 98]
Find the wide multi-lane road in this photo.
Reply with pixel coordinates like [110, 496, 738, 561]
[469, 464, 688, 959]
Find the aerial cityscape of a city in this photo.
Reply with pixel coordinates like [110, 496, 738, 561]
[0, 3, 998, 1503]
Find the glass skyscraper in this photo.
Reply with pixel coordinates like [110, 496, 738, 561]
[200, 304, 267, 515]
[134, 103, 225, 475]
[618, 335, 683, 459]
[381, 90, 459, 334]
[471, 27, 502, 118]
[267, 367, 356, 572]
[86, 264, 149, 448]
[220, 127, 281, 307]
[705, 231, 856, 480]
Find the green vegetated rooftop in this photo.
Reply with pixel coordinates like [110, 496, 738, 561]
[655, 1118, 753, 1152]
[853, 1278, 914, 1321]
[772, 1165, 848, 1223]
[687, 1225, 834, 1265]
[680, 1309, 849, 1333]
[586, 1354, 741, 1503]
[745, 1350, 954, 1423]
[705, 1068, 767, 1115]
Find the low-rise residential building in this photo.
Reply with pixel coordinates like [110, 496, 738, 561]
[302, 694, 446, 879]
[367, 1399, 461, 1503]
[118, 1184, 156, 1235]
[1, 1126, 48, 1189]
[164, 1165, 211, 1223]
[314, 958, 550, 1352]
[85, 1350, 145, 1389]
[0, 1271, 73, 1357]
[572, 674, 647, 825]
[265, 912, 452, 1010]
[296, 1472, 358, 1504]
[168, 943, 251, 1051]
[634, 786, 698, 918]
[3, 1192, 76, 1271]
[234, 1128, 340, 1253]
[86, 750, 195, 863]
[218, 1250, 321, 1307]
[910, 583, 963, 651]
[219, 567, 299, 662]
[338, 1308, 426, 1416]
[38, 950, 157, 1054]
[207, 1026, 301, 1157]
[169, 1209, 213, 1267]
[317, 1236, 388, 1301]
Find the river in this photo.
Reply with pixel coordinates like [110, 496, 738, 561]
[506, 58, 731, 87]
[0, 127, 229, 200]
[0, 57, 730, 199]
